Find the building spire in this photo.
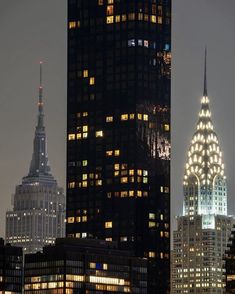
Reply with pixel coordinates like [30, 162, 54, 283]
[203, 47, 207, 97]
[37, 61, 44, 129]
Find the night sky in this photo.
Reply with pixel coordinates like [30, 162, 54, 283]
[1, 0, 235, 238]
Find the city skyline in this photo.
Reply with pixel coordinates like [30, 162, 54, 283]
[1, 0, 235, 240]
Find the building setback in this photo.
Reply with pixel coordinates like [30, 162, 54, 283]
[0, 238, 23, 293]
[172, 52, 234, 293]
[5, 64, 65, 254]
[24, 238, 147, 293]
[67, 1, 171, 292]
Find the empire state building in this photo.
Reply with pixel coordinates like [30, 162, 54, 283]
[172, 52, 234, 293]
[5, 64, 65, 254]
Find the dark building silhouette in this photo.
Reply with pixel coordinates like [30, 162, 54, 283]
[67, 1, 171, 292]
[0, 238, 23, 293]
[226, 227, 235, 293]
[24, 238, 147, 293]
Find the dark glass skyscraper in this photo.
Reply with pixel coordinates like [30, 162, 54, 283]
[67, 1, 171, 292]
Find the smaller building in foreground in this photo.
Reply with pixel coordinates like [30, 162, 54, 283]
[24, 238, 147, 293]
[0, 238, 23, 293]
[225, 226, 235, 293]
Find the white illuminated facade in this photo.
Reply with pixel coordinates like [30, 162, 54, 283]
[5, 64, 65, 254]
[172, 52, 234, 293]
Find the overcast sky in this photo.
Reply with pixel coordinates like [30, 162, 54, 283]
[1, 0, 235, 238]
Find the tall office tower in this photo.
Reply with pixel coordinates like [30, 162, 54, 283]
[172, 53, 234, 294]
[6, 64, 65, 254]
[0, 238, 23, 293]
[67, 1, 171, 293]
[225, 226, 235, 293]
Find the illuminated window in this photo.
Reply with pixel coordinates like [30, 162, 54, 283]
[160, 231, 164, 237]
[96, 130, 103, 137]
[114, 150, 120, 156]
[105, 221, 112, 229]
[90, 262, 96, 269]
[68, 217, 75, 223]
[143, 177, 148, 183]
[144, 14, 149, 21]
[137, 169, 142, 176]
[129, 169, 134, 175]
[103, 263, 108, 270]
[121, 114, 128, 121]
[105, 237, 112, 241]
[106, 5, 113, 15]
[149, 213, 155, 220]
[115, 15, 120, 22]
[69, 21, 76, 29]
[89, 77, 95, 85]
[122, 14, 127, 21]
[144, 40, 149, 47]
[160, 214, 164, 220]
[83, 112, 88, 117]
[160, 252, 164, 259]
[107, 192, 112, 198]
[137, 191, 142, 197]
[121, 177, 128, 183]
[129, 190, 134, 197]
[158, 16, 163, 24]
[106, 116, 113, 122]
[83, 132, 88, 138]
[68, 134, 75, 141]
[82, 160, 88, 166]
[149, 221, 156, 228]
[151, 15, 157, 23]
[82, 181, 87, 187]
[128, 13, 135, 20]
[137, 113, 142, 120]
[83, 69, 89, 78]
[96, 180, 102, 186]
[106, 150, 113, 156]
[138, 13, 143, 20]
[68, 182, 75, 189]
[164, 124, 170, 131]
[149, 251, 156, 258]
[120, 191, 128, 197]
[82, 174, 87, 180]
[143, 170, 148, 176]
[143, 114, 149, 121]
[83, 125, 88, 132]
[77, 20, 81, 27]
[82, 216, 87, 222]
[114, 164, 119, 170]
[76, 216, 81, 223]
[106, 16, 114, 24]
[129, 113, 135, 120]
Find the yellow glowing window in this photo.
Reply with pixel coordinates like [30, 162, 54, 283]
[107, 5, 113, 15]
[82, 216, 87, 222]
[106, 237, 112, 241]
[83, 70, 89, 78]
[143, 177, 148, 183]
[149, 251, 156, 258]
[83, 133, 88, 138]
[160, 252, 164, 259]
[158, 16, 163, 24]
[114, 150, 120, 156]
[96, 180, 102, 186]
[129, 190, 134, 197]
[82, 181, 87, 187]
[68, 134, 75, 141]
[164, 124, 170, 131]
[68, 182, 75, 189]
[129, 169, 134, 175]
[106, 16, 114, 24]
[115, 15, 120, 22]
[114, 171, 119, 176]
[83, 126, 88, 132]
[121, 114, 128, 121]
[68, 217, 75, 223]
[160, 186, 164, 193]
[96, 130, 103, 137]
[107, 192, 112, 198]
[76, 217, 81, 223]
[137, 113, 142, 120]
[120, 191, 128, 197]
[89, 77, 95, 85]
[121, 177, 128, 183]
[129, 113, 135, 120]
[83, 112, 88, 117]
[143, 114, 149, 121]
[151, 15, 157, 23]
[77, 133, 82, 140]
[137, 169, 142, 176]
[149, 221, 156, 228]
[144, 14, 149, 21]
[69, 21, 76, 29]
[129, 177, 134, 183]
[103, 264, 108, 270]
[122, 14, 127, 21]
[82, 174, 87, 180]
[82, 160, 88, 166]
[98, 0, 103, 5]
[114, 164, 120, 170]
[121, 163, 127, 170]
[149, 213, 155, 220]
[106, 150, 113, 156]
[160, 214, 164, 220]
[75, 233, 81, 238]
[105, 221, 112, 229]
[128, 13, 135, 20]
[106, 116, 113, 122]
[160, 231, 164, 237]
[90, 262, 96, 269]
[138, 13, 143, 20]
[143, 170, 148, 176]
[137, 191, 142, 197]
[77, 21, 81, 28]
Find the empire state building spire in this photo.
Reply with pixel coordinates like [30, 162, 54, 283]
[23, 63, 56, 185]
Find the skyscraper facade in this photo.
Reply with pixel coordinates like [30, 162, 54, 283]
[5, 64, 65, 254]
[172, 53, 234, 293]
[225, 226, 235, 293]
[67, 1, 171, 292]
